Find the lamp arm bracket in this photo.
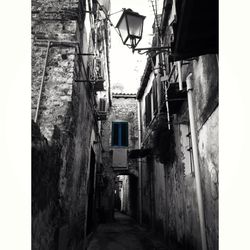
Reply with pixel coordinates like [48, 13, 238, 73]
[133, 46, 171, 55]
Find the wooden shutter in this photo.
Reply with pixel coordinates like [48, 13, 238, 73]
[145, 94, 149, 126]
[152, 79, 158, 114]
[112, 123, 119, 146]
[112, 122, 128, 146]
[145, 91, 152, 126]
[121, 122, 128, 146]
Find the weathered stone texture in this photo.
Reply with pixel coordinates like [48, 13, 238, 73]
[32, 45, 48, 119]
[32, 0, 101, 249]
[38, 46, 76, 140]
[31, 0, 80, 139]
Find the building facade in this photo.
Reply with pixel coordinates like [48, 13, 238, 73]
[99, 93, 139, 222]
[31, 0, 111, 249]
[136, 0, 218, 249]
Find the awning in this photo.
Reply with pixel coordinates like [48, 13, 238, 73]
[128, 148, 153, 159]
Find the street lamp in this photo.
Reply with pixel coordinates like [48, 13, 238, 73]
[115, 8, 145, 51]
[116, 8, 170, 54]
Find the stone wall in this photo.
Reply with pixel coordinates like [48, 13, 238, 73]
[32, 0, 103, 249]
[32, 121, 62, 250]
[31, 0, 83, 140]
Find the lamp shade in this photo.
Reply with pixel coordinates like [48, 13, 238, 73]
[116, 9, 145, 50]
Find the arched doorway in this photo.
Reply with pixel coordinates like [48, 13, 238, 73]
[114, 173, 138, 221]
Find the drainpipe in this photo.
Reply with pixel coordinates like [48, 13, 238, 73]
[34, 40, 51, 123]
[137, 100, 143, 224]
[177, 61, 183, 91]
[186, 73, 207, 250]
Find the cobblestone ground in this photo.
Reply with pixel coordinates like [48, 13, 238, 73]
[87, 211, 168, 250]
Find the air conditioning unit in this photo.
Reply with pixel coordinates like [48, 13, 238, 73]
[97, 98, 107, 120]
[95, 58, 104, 80]
[94, 58, 105, 91]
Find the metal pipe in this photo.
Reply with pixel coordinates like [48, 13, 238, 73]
[34, 39, 98, 117]
[163, 81, 171, 130]
[34, 40, 51, 123]
[177, 61, 183, 90]
[186, 73, 207, 250]
[137, 100, 143, 224]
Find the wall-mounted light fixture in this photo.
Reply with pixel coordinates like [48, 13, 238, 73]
[115, 8, 145, 51]
[115, 8, 170, 55]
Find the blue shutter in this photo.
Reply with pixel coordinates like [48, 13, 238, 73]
[121, 122, 128, 146]
[112, 122, 128, 147]
[112, 122, 119, 146]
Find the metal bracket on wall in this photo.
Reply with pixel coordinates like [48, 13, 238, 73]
[77, 53, 95, 56]
[166, 98, 187, 102]
[75, 79, 96, 83]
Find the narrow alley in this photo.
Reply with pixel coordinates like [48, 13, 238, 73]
[87, 211, 170, 250]
[31, 0, 218, 250]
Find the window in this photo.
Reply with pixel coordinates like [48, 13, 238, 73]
[145, 90, 152, 126]
[152, 79, 158, 114]
[112, 122, 128, 147]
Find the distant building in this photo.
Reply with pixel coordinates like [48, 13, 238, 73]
[99, 93, 139, 221]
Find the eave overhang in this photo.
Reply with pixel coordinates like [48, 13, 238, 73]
[136, 58, 153, 100]
[170, 0, 218, 61]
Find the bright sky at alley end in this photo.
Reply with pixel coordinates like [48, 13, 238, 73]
[109, 0, 164, 94]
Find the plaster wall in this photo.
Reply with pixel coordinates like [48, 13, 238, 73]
[120, 175, 129, 213]
[153, 159, 167, 235]
[164, 54, 219, 249]
[139, 54, 218, 249]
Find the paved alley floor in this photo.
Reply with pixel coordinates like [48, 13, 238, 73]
[87, 211, 168, 250]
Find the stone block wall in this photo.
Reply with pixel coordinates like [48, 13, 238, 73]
[31, 0, 82, 139]
[32, 0, 103, 249]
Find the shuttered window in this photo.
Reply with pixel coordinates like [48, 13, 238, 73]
[112, 122, 128, 147]
[145, 91, 152, 126]
[152, 79, 158, 114]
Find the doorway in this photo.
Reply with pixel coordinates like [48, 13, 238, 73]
[114, 174, 138, 221]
